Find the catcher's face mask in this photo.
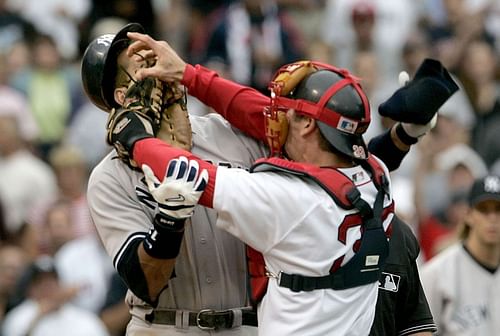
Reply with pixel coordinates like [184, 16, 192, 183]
[266, 60, 371, 159]
[265, 61, 316, 157]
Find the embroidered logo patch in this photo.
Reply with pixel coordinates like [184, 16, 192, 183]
[352, 171, 365, 183]
[378, 272, 400, 292]
[337, 116, 358, 134]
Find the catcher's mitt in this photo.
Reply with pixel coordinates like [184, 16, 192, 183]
[107, 64, 192, 169]
[157, 83, 192, 151]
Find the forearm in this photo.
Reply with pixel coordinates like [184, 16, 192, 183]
[368, 124, 412, 172]
[116, 236, 178, 306]
[138, 244, 177, 301]
[182, 64, 268, 141]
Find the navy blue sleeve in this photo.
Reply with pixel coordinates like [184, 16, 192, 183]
[368, 129, 408, 172]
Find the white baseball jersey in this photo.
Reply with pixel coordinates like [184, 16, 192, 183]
[420, 243, 500, 336]
[212, 159, 394, 336]
[87, 113, 267, 335]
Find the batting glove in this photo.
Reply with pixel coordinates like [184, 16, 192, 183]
[142, 156, 208, 223]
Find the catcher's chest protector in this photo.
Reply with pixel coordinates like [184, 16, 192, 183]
[247, 156, 392, 306]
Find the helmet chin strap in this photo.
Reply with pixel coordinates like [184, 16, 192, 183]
[120, 65, 136, 85]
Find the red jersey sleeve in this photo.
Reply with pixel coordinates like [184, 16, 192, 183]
[133, 138, 216, 208]
[182, 64, 268, 141]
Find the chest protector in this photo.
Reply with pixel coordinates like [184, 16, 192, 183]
[246, 156, 393, 306]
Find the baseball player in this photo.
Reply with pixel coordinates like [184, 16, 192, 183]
[82, 24, 455, 335]
[83, 24, 266, 335]
[420, 175, 500, 336]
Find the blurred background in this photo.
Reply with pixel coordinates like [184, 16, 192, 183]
[0, 0, 498, 335]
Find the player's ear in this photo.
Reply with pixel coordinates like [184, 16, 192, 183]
[300, 117, 316, 137]
[114, 87, 126, 106]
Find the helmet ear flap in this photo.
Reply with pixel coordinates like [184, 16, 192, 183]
[81, 23, 145, 112]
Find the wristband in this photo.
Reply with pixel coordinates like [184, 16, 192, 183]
[142, 215, 186, 259]
[154, 213, 186, 232]
[395, 122, 418, 146]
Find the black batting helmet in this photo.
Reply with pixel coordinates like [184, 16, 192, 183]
[81, 23, 145, 111]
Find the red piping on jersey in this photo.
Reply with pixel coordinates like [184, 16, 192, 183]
[133, 138, 216, 208]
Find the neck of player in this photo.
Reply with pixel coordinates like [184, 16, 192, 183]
[465, 236, 500, 269]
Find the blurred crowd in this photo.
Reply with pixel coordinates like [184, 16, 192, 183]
[0, 0, 498, 335]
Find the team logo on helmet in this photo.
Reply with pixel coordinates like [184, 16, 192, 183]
[96, 34, 115, 47]
[337, 117, 358, 134]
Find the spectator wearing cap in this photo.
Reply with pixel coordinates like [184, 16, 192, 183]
[1, 256, 109, 336]
[420, 175, 500, 336]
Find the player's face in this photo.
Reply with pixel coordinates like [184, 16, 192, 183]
[470, 200, 500, 246]
[117, 49, 149, 84]
[114, 49, 149, 105]
[283, 109, 308, 161]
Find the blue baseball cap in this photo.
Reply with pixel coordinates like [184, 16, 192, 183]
[468, 175, 500, 207]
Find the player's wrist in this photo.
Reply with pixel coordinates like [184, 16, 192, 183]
[395, 122, 419, 146]
[143, 228, 185, 259]
[154, 213, 186, 232]
[142, 214, 186, 259]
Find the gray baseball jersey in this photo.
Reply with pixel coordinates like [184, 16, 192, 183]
[420, 243, 500, 336]
[88, 113, 267, 334]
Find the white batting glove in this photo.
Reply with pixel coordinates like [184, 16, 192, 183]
[398, 71, 438, 139]
[401, 114, 438, 138]
[142, 156, 209, 219]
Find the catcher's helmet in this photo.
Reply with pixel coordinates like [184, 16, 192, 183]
[289, 68, 370, 159]
[81, 23, 145, 111]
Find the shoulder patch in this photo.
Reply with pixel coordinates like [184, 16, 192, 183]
[378, 272, 400, 292]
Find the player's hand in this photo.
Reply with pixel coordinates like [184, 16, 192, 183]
[142, 156, 208, 221]
[401, 114, 438, 138]
[126, 32, 186, 83]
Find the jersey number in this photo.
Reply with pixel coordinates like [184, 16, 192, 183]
[332, 205, 393, 272]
